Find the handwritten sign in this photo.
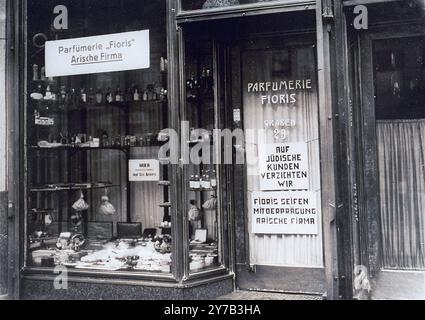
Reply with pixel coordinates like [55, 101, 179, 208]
[129, 160, 159, 182]
[259, 143, 309, 191]
[251, 191, 319, 235]
[45, 30, 150, 77]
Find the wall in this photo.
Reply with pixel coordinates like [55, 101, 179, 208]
[0, 0, 8, 299]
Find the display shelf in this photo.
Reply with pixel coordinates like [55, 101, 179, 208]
[30, 99, 166, 109]
[189, 188, 216, 192]
[29, 145, 131, 152]
[30, 182, 117, 193]
[159, 202, 172, 208]
[158, 181, 171, 186]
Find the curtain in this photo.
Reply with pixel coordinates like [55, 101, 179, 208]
[377, 119, 425, 270]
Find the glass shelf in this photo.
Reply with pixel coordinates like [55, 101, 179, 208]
[29, 145, 131, 152]
[30, 182, 117, 193]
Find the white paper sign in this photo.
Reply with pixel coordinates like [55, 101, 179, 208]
[251, 191, 319, 235]
[259, 143, 309, 191]
[45, 30, 150, 77]
[129, 160, 159, 182]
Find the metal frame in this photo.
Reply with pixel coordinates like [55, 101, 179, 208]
[343, 0, 400, 6]
[6, 0, 26, 300]
[6, 0, 233, 293]
[176, 0, 316, 23]
[177, 25, 233, 282]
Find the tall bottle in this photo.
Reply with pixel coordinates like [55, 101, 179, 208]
[115, 87, 122, 102]
[70, 88, 78, 105]
[59, 86, 68, 103]
[203, 170, 212, 190]
[210, 170, 217, 189]
[80, 88, 87, 104]
[88, 88, 95, 105]
[133, 86, 141, 102]
[32, 64, 39, 81]
[95, 88, 103, 104]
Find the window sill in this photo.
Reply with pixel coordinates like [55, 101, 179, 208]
[21, 266, 234, 289]
[22, 266, 177, 286]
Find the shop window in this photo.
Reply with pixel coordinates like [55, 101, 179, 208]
[180, 0, 280, 11]
[184, 33, 223, 273]
[26, 0, 173, 274]
[374, 37, 425, 270]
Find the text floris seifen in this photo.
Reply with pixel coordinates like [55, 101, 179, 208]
[58, 39, 136, 65]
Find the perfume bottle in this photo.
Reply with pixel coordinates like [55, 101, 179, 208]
[95, 88, 103, 104]
[101, 131, 109, 147]
[40, 66, 46, 81]
[133, 86, 141, 101]
[147, 85, 154, 101]
[70, 88, 78, 105]
[50, 86, 57, 101]
[59, 86, 68, 103]
[88, 88, 95, 105]
[160, 57, 166, 73]
[191, 175, 201, 190]
[80, 88, 87, 104]
[106, 88, 114, 103]
[203, 171, 212, 190]
[32, 64, 39, 81]
[210, 170, 217, 188]
[44, 85, 53, 100]
[115, 87, 122, 102]
[190, 175, 197, 190]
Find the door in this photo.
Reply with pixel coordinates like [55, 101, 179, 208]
[357, 30, 425, 299]
[231, 34, 327, 294]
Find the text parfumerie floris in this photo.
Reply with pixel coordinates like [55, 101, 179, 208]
[247, 79, 313, 106]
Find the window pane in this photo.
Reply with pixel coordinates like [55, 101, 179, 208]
[184, 33, 222, 273]
[26, 0, 173, 274]
[374, 37, 425, 270]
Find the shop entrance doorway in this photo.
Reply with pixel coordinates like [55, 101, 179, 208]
[230, 33, 327, 294]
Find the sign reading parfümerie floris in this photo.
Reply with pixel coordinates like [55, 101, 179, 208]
[259, 143, 309, 191]
[251, 191, 319, 235]
[45, 30, 150, 77]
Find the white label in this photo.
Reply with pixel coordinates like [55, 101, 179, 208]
[129, 160, 159, 182]
[251, 191, 319, 235]
[233, 109, 241, 122]
[45, 30, 150, 77]
[259, 143, 309, 191]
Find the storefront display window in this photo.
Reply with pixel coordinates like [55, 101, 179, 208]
[184, 33, 222, 273]
[26, 0, 173, 274]
[180, 0, 280, 12]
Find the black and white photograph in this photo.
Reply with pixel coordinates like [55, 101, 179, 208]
[0, 0, 424, 307]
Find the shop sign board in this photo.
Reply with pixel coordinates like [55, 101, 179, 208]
[258, 143, 309, 191]
[129, 159, 159, 182]
[45, 30, 150, 77]
[251, 191, 319, 235]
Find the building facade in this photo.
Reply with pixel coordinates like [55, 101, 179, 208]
[0, 0, 424, 300]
